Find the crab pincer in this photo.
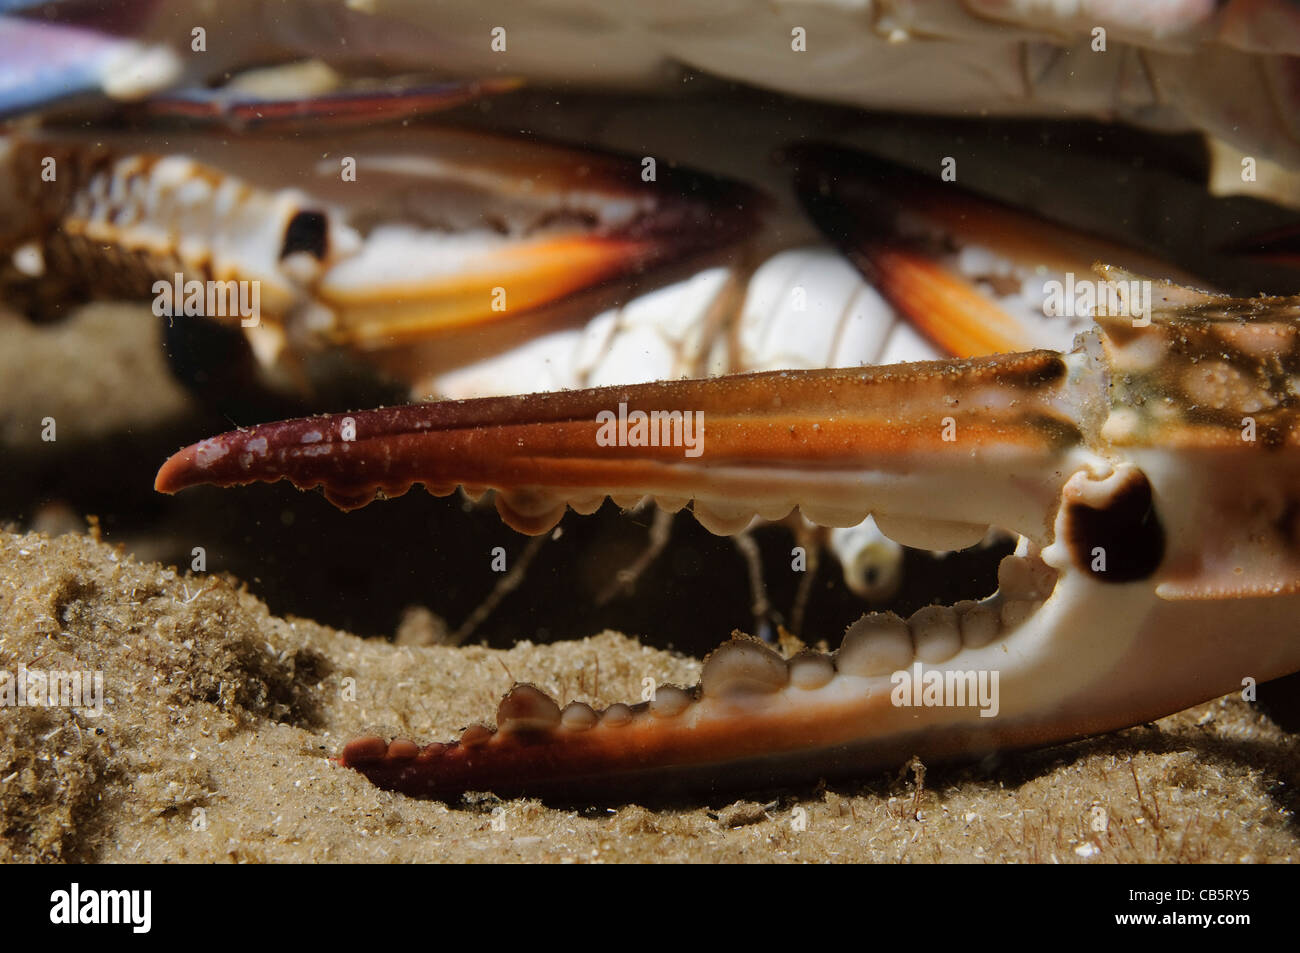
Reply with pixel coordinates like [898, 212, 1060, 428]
[157, 281, 1300, 800]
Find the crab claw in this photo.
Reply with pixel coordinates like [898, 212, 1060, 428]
[309, 130, 761, 350]
[787, 143, 1199, 358]
[157, 281, 1300, 801]
[155, 346, 1088, 540]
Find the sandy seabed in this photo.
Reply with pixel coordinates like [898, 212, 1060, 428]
[1, 528, 1296, 864]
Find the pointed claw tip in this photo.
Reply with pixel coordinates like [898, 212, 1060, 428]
[154, 447, 195, 495]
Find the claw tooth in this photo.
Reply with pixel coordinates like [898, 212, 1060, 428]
[908, 605, 962, 663]
[387, 739, 420, 760]
[416, 742, 447, 761]
[837, 612, 912, 677]
[956, 600, 1001, 649]
[756, 502, 796, 522]
[997, 554, 1053, 600]
[567, 495, 605, 516]
[494, 492, 566, 535]
[874, 514, 989, 552]
[323, 487, 380, 510]
[798, 503, 870, 529]
[699, 638, 789, 697]
[459, 724, 494, 747]
[692, 503, 757, 536]
[610, 494, 645, 510]
[654, 496, 688, 514]
[600, 703, 634, 726]
[560, 701, 598, 731]
[497, 684, 561, 733]
[649, 685, 693, 718]
[497, 488, 561, 517]
[788, 652, 835, 690]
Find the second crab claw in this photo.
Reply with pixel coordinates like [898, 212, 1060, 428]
[787, 142, 1201, 358]
[0, 125, 760, 381]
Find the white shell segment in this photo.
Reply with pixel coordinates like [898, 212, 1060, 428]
[430, 266, 733, 399]
[734, 248, 898, 373]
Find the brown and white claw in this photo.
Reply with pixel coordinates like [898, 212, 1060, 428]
[159, 286, 1300, 801]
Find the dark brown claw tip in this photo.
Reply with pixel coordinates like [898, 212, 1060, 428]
[153, 404, 471, 505]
